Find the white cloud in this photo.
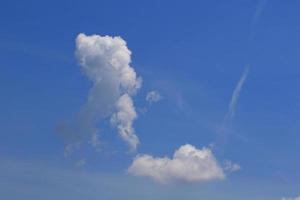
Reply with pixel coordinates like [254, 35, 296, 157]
[58, 33, 142, 151]
[128, 144, 230, 184]
[76, 33, 142, 95]
[111, 94, 139, 150]
[225, 66, 249, 122]
[146, 90, 161, 104]
[282, 196, 300, 200]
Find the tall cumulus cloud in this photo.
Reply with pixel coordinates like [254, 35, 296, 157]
[58, 33, 142, 152]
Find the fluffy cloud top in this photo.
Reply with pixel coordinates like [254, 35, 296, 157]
[128, 144, 228, 183]
[58, 33, 142, 151]
[76, 33, 142, 94]
[146, 90, 161, 104]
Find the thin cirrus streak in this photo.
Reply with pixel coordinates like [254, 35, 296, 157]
[251, 0, 268, 29]
[248, 0, 268, 42]
[214, 66, 250, 149]
[224, 66, 249, 123]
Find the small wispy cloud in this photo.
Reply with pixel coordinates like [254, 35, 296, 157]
[89, 133, 101, 152]
[224, 66, 249, 122]
[146, 90, 162, 104]
[75, 159, 86, 168]
[223, 160, 241, 172]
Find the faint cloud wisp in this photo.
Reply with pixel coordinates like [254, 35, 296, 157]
[224, 66, 249, 123]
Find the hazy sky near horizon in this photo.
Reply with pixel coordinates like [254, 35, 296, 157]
[1, 0, 300, 199]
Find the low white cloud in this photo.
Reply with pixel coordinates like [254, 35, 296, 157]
[282, 196, 300, 200]
[146, 90, 162, 104]
[128, 144, 237, 184]
[58, 33, 142, 151]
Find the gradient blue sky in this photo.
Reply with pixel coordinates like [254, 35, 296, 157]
[1, 0, 300, 199]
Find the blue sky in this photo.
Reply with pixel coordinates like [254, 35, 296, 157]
[1, 0, 300, 199]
